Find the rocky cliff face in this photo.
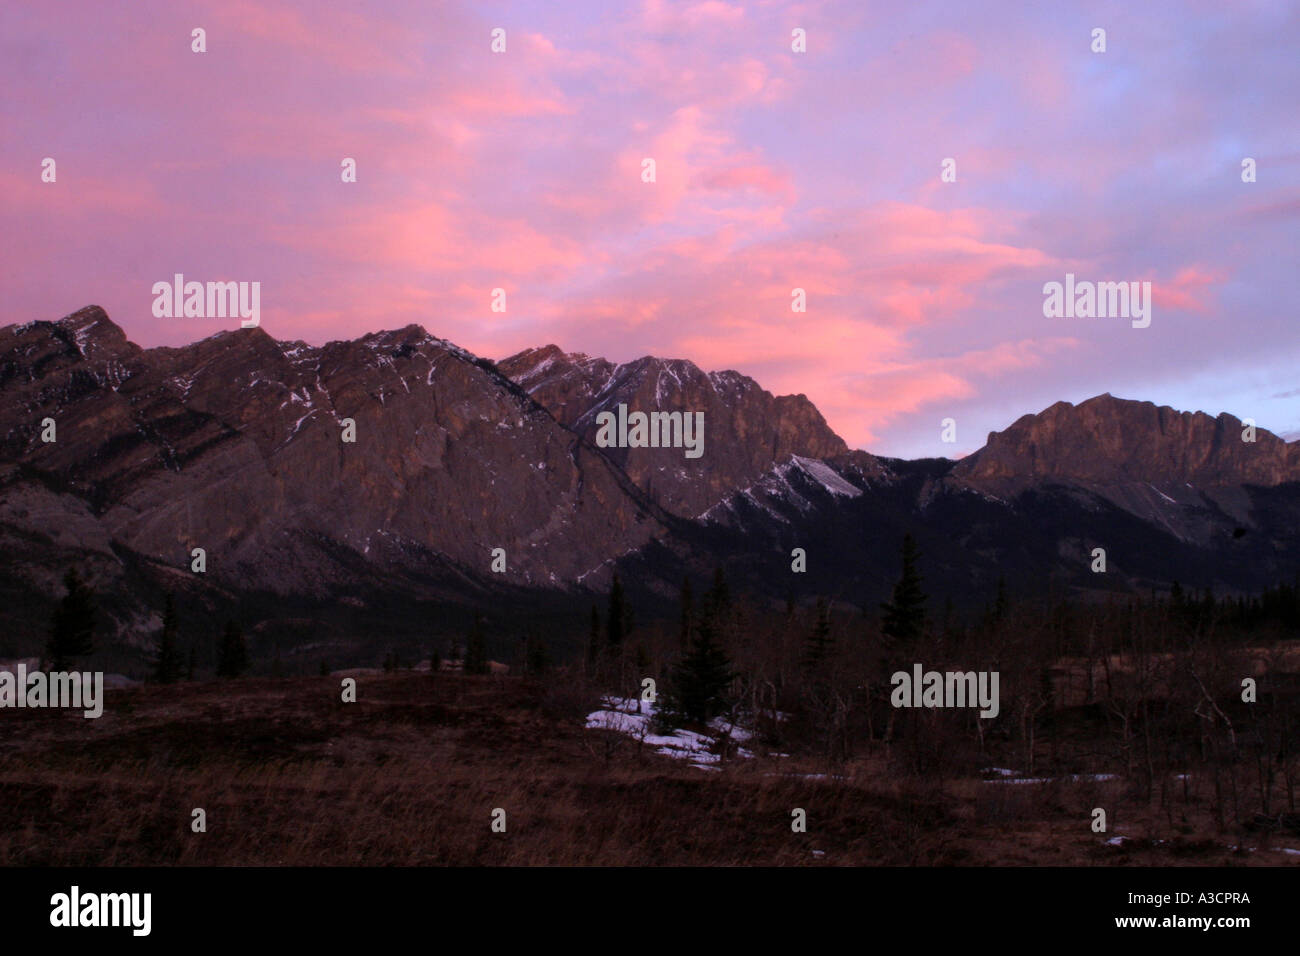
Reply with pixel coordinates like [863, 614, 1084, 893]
[0, 307, 668, 620]
[498, 345, 848, 518]
[953, 393, 1300, 488]
[949, 393, 1300, 542]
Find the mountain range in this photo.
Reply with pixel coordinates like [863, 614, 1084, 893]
[2, 305, 1298, 666]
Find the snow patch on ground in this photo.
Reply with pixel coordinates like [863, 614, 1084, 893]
[585, 696, 755, 768]
[1228, 844, 1300, 856]
[983, 771, 1118, 785]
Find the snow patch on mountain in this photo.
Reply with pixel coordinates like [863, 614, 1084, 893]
[786, 456, 863, 498]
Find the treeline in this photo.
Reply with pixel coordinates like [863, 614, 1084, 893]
[34, 545, 1300, 825]
[38, 570, 250, 682]
[573, 536, 1300, 826]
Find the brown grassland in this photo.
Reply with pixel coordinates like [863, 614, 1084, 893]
[1, 672, 1297, 866]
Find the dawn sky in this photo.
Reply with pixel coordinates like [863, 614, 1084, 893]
[2, 0, 1297, 458]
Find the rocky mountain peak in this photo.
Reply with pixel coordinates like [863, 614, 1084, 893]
[953, 393, 1300, 488]
[498, 345, 849, 517]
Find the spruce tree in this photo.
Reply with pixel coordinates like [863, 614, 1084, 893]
[525, 635, 551, 676]
[464, 615, 488, 675]
[803, 597, 834, 671]
[668, 612, 735, 725]
[880, 533, 927, 649]
[607, 574, 627, 648]
[45, 568, 95, 670]
[679, 576, 693, 650]
[216, 620, 249, 678]
[941, 596, 956, 638]
[586, 605, 600, 671]
[707, 567, 731, 617]
[702, 566, 734, 650]
[993, 576, 1008, 624]
[152, 593, 183, 684]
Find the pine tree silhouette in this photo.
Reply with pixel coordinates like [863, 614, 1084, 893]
[525, 635, 551, 676]
[707, 566, 730, 616]
[993, 576, 1009, 624]
[464, 614, 488, 675]
[881, 533, 927, 651]
[583, 604, 600, 675]
[678, 575, 693, 650]
[606, 574, 627, 648]
[45, 567, 95, 670]
[669, 612, 735, 724]
[216, 620, 249, 678]
[152, 593, 183, 684]
[803, 597, 834, 671]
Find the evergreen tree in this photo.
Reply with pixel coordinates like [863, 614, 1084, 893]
[429, 649, 441, 674]
[45, 567, 95, 670]
[707, 567, 731, 617]
[607, 574, 627, 648]
[464, 614, 488, 675]
[186, 645, 197, 682]
[216, 620, 249, 678]
[152, 593, 183, 684]
[667, 613, 735, 724]
[803, 597, 834, 671]
[525, 635, 551, 676]
[585, 605, 600, 671]
[880, 533, 927, 650]
[320, 660, 331, 677]
[993, 576, 1008, 624]
[679, 576, 694, 650]
[700, 566, 735, 652]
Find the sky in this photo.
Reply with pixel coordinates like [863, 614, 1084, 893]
[2, 0, 1297, 459]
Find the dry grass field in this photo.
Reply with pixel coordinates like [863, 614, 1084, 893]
[0, 672, 1296, 866]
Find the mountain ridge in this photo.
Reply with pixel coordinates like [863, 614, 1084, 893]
[2, 305, 1298, 665]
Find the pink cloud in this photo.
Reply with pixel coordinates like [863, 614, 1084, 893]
[1150, 266, 1226, 313]
[696, 162, 794, 197]
[205, 0, 423, 75]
